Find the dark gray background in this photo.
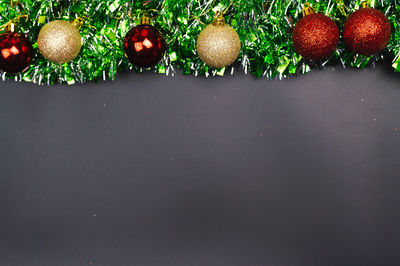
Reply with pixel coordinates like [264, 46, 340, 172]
[0, 64, 400, 266]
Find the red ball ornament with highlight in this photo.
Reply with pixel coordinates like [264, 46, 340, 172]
[343, 8, 391, 56]
[0, 32, 33, 73]
[123, 24, 166, 68]
[292, 13, 339, 60]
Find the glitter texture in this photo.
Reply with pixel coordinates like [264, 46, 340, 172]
[38, 20, 82, 64]
[0, 0, 399, 84]
[343, 8, 391, 56]
[196, 21, 241, 68]
[292, 13, 339, 61]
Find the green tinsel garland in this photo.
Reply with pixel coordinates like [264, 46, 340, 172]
[0, 0, 399, 85]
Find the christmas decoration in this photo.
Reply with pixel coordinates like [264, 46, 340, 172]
[343, 7, 391, 56]
[123, 14, 166, 68]
[292, 5, 339, 61]
[0, 23, 33, 73]
[0, 0, 398, 85]
[38, 20, 82, 64]
[196, 14, 241, 68]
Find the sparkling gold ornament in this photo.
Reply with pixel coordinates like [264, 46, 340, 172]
[196, 15, 241, 68]
[37, 20, 82, 64]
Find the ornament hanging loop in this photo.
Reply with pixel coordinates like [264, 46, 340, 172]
[221, 0, 234, 15]
[10, 0, 21, 9]
[188, 0, 233, 27]
[335, 0, 349, 16]
[302, 2, 315, 16]
[264, 0, 272, 13]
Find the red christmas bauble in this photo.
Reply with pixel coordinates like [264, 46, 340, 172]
[292, 13, 339, 60]
[343, 8, 391, 56]
[123, 25, 166, 68]
[0, 32, 33, 73]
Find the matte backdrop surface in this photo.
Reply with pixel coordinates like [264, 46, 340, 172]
[0, 65, 400, 266]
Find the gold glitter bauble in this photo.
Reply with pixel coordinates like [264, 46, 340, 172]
[196, 17, 241, 68]
[38, 20, 82, 64]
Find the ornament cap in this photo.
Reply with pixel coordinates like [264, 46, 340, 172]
[71, 17, 85, 29]
[6, 22, 17, 33]
[213, 12, 225, 27]
[302, 3, 315, 16]
[361, 1, 371, 8]
[141, 13, 151, 25]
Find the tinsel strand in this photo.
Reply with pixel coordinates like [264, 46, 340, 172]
[0, 0, 398, 85]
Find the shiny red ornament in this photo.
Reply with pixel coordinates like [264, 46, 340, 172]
[292, 13, 339, 60]
[123, 25, 166, 68]
[343, 8, 391, 56]
[0, 32, 33, 73]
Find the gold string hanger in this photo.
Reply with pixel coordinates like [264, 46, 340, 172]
[334, 0, 349, 16]
[10, 0, 20, 8]
[0, 1, 29, 32]
[302, 1, 347, 20]
[189, 0, 235, 26]
[188, 0, 217, 26]
[0, 16, 28, 33]
[9, 0, 25, 12]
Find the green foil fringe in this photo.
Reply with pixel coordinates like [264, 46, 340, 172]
[0, 0, 399, 84]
